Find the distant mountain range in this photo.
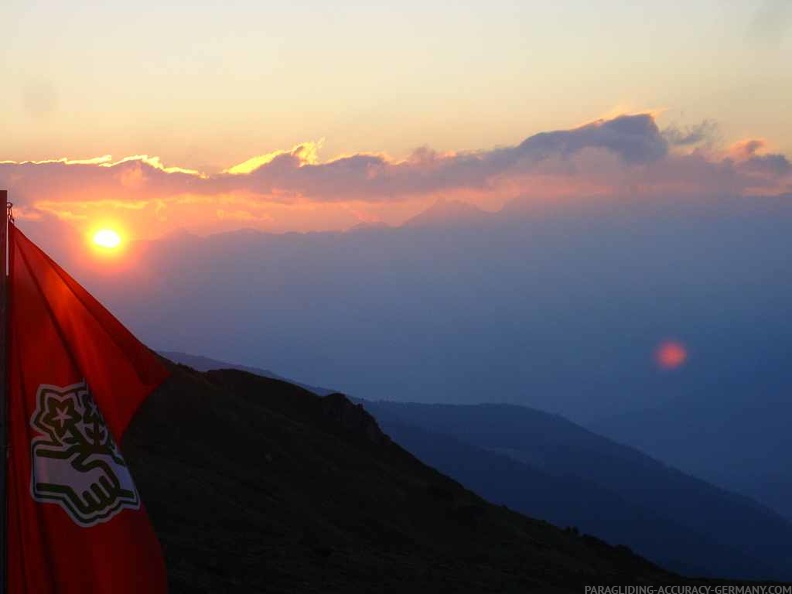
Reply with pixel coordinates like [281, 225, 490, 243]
[85, 193, 792, 577]
[592, 373, 792, 522]
[124, 361, 678, 592]
[402, 198, 493, 229]
[104, 191, 792, 426]
[361, 401, 792, 580]
[160, 351, 792, 581]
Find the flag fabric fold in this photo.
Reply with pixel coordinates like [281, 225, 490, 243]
[5, 223, 169, 594]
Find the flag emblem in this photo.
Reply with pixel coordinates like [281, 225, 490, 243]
[30, 381, 141, 527]
[5, 210, 169, 593]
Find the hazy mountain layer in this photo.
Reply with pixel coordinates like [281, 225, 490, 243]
[72, 194, 792, 556]
[593, 386, 792, 522]
[362, 401, 792, 580]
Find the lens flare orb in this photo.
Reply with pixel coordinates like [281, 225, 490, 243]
[655, 340, 688, 370]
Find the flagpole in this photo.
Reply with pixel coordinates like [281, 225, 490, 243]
[0, 190, 9, 594]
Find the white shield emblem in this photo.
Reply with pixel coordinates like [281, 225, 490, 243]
[30, 381, 140, 527]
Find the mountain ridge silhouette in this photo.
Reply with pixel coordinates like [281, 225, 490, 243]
[143, 353, 792, 586]
[122, 361, 685, 592]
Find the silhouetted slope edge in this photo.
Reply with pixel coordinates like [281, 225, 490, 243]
[123, 364, 673, 593]
[159, 350, 335, 395]
[361, 401, 792, 580]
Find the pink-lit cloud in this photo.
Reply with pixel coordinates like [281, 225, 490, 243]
[1, 114, 790, 235]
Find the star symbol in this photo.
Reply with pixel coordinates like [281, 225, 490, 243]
[51, 403, 73, 428]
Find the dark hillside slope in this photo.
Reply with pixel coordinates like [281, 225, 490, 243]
[123, 365, 672, 593]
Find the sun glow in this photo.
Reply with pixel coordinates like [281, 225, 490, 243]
[92, 229, 122, 250]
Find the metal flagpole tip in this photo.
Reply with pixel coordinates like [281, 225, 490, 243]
[2, 190, 11, 221]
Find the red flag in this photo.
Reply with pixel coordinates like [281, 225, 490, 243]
[6, 223, 169, 593]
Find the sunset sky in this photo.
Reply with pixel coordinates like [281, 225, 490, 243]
[1, 0, 791, 238]
[6, 4, 792, 571]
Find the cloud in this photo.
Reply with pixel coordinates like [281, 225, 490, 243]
[662, 120, 719, 147]
[1, 114, 790, 233]
[216, 209, 273, 222]
[214, 114, 673, 201]
[0, 155, 203, 208]
[223, 141, 323, 175]
[514, 114, 668, 163]
[726, 139, 792, 180]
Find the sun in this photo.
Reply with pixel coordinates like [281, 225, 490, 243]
[92, 229, 122, 250]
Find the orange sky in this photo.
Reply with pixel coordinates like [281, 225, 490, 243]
[1, 0, 791, 238]
[2, 112, 790, 241]
[3, 1, 791, 162]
